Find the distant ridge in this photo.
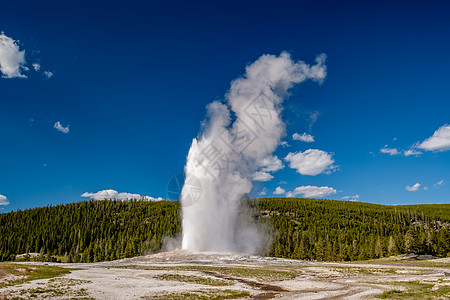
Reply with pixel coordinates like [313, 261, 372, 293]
[0, 198, 449, 262]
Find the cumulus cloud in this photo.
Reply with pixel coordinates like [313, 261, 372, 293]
[251, 156, 283, 182]
[54, 121, 69, 134]
[43, 70, 53, 79]
[284, 149, 335, 176]
[0, 32, 27, 78]
[273, 186, 286, 195]
[292, 132, 315, 142]
[251, 171, 274, 182]
[280, 141, 290, 147]
[0, 194, 9, 205]
[380, 145, 422, 157]
[417, 124, 450, 152]
[380, 146, 399, 156]
[342, 195, 359, 201]
[0, 33, 52, 79]
[32, 63, 41, 71]
[286, 185, 336, 198]
[259, 156, 284, 173]
[403, 149, 422, 157]
[258, 188, 267, 196]
[81, 189, 163, 201]
[434, 179, 444, 188]
[142, 195, 164, 201]
[405, 183, 421, 192]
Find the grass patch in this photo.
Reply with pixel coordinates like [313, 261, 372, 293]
[117, 265, 297, 281]
[4, 277, 93, 299]
[155, 274, 233, 286]
[354, 258, 450, 268]
[0, 263, 71, 288]
[376, 289, 403, 299]
[374, 280, 450, 299]
[328, 266, 398, 276]
[148, 289, 251, 300]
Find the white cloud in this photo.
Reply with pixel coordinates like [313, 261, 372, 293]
[54, 121, 69, 134]
[258, 188, 267, 196]
[380, 145, 422, 157]
[81, 189, 163, 201]
[380, 146, 399, 156]
[403, 149, 422, 157]
[406, 183, 421, 192]
[292, 132, 315, 142]
[142, 196, 164, 201]
[417, 124, 450, 152]
[260, 155, 284, 173]
[251, 171, 274, 182]
[280, 141, 290, 147]
[434, 179, 444, 188]
[342, 195, 359, 201]
[251, 156, 283, 182]
[284, 149, 335, 176]
[0, 32, 27, 78]
[273, 186, 286, 195]
[308, 111, 320, 131]
[43, 70, 53, 79]
[286, 185, 337, 198]
[32, 63, 41, 71]
[0, 194, 9, 206]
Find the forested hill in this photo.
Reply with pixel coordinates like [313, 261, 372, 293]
[257, 198, 450, 261]
[0, 198, 449, 263]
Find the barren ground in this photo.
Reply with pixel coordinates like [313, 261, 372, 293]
[1, 251, 449, 299]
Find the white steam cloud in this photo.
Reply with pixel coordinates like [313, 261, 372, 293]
[181, 52, 327, 254]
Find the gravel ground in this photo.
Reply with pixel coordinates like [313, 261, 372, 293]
[1, 251, 449, 299]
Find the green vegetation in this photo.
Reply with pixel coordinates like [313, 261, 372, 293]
[0, 263, 71, 288]
[154, 274, 233, 286]
[148, 289, 251, 300]
[0, 200, 180, 262]
[1, 198, 449, 263]
[118, 265, 297, 282]
[257, 198, 450, 261]
[375, 280, 450, 299]
[2, 277, 93, 299]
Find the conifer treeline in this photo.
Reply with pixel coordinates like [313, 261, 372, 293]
[0, 198, 449, 262]
[258, 198, 450, 260]
[0, 200, 180, 262]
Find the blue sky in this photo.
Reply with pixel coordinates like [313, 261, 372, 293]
[1, 0, 449, 211]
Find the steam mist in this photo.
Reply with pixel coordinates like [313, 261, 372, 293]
[181, 52, 327, 254]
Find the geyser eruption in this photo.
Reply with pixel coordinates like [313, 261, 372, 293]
[181, 52, 327, 253]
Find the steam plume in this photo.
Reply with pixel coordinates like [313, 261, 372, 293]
[181, 52, 327, 253]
